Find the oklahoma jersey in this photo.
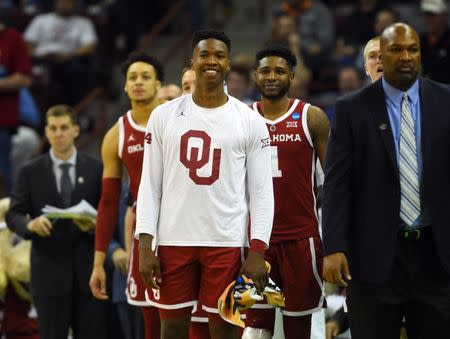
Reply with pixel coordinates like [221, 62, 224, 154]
[252, 99, 319, 242]
[118, 110, 146, 201]
[118, 111, 149, 305]
[136, 94, 274, 247]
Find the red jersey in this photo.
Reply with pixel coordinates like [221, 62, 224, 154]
[118, 110, 146, 202]
[118, 111, 150, 305]
[252, 99, 319, 242]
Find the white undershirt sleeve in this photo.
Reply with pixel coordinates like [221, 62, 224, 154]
[135, 109, 163, 239]
[246, 114, 274, 246]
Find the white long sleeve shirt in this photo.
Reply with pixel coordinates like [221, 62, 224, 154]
[135, 94, 274, 247]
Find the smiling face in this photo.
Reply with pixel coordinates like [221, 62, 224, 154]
[192, 38, 230, 90]
[381, 24, 421, 91]
[364, 39, 383, 82]
[255, 56, 294, 100]
[124, 61, 160, 104]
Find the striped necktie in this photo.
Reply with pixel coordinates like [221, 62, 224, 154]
[399, 93, 420, 226]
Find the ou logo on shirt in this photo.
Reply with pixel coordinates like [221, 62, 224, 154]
[180, 130, 222, 185]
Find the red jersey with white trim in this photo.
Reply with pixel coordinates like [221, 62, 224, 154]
[252, 99, 319, 242]
[118, 110, 146, 202]
[118, 110, 149, 305]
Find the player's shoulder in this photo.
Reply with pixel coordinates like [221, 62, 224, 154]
[306, 103, 326, 117]
[100, 122, 120, 157]
[248, 100, 260, 111]
[228, 95, 254, 112]
[104, 120, 120, 140]
[228, 96, 263, 121]
[152, 94, 190, 120]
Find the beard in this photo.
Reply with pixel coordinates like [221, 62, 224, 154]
[257, 81, 291, 100]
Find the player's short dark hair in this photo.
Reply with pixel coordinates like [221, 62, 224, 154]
[226, 65, 251, 84]
[191, 30, 231, 52]
[255, 46, 297, 70]
[121, 51, 164, 82]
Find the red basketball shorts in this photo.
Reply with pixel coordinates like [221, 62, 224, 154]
[248, 236, 324, 317]
[145, 246, 243, 316]
[127, 237, 152, 305]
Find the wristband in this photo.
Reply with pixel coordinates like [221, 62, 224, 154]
[249, 239, 267, 254]
[95, 177, 121, 252]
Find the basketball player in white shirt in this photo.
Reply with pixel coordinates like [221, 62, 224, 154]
[136, 30, 274, 339]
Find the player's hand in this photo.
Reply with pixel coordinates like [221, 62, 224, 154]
[112, 248, 128, 275]
[326, 320, 340, 339]
[323, 252, 351, 287]
[240, 251, 268, 295]
[138, 238, 161, 289]
[89, 265, 109, 300]
[27, 216, 52, 237]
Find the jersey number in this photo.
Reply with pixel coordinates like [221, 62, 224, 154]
[180, 130, 222, 185]
[271, 145, 282, 178]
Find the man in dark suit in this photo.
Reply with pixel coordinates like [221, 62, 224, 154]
[322, 23, 450, 339]
[6, 105, 107, 339]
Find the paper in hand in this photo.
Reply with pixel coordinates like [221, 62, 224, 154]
[42, 200, 97, 232]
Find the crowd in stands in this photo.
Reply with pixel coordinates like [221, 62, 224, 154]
[1, 0, 450, 338]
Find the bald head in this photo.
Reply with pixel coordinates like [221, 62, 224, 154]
[380, 23, 421, 91]
[381, 23, 420, 47]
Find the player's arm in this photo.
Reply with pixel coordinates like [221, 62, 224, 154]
[307, 105, 330, 169]
[136, 110, 163, 289]
[240, 114, 275, 294]
[90, 124, 122, 299]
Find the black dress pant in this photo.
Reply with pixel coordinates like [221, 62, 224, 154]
[347, 227, 450, 339]
[33, 290, 108, 339]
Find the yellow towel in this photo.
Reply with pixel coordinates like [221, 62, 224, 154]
[218, 262, 285, 328]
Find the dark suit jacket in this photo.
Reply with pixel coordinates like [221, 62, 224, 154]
[6, 152, 102, 296]
[322, 78, 450, 284]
